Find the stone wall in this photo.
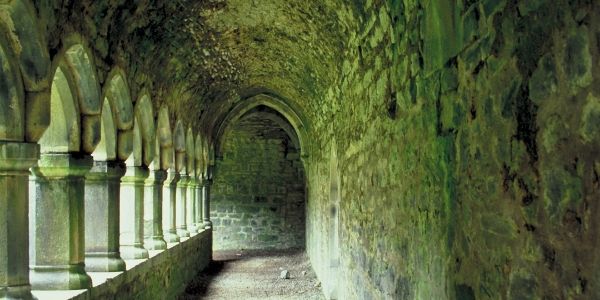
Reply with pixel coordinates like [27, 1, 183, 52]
[305, 0, 600, 299]
[64, 230, 212, 300]
[211, 114, 306, 250]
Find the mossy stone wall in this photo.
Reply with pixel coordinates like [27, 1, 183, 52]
[305, 0, 600, 299]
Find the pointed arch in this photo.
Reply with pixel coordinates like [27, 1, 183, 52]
[134, 93, 155, 167]
[186, 128, 195, 177]
[39, 63, 80, 153]
[104, 68, 134, 161]
[92, 99, 117, 161]
[214, 93, 308, 160]
[173, 120, 186, 173]
[195, 133, 204, 179]
[157, 105, 173, 170]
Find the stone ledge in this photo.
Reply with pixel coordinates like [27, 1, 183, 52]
[32, 229, 212, 300]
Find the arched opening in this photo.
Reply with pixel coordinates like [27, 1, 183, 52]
[212, 105, 306, 250]
[38, 65, 80, 152]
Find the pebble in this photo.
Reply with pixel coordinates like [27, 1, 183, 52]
[280, 270, 290, 279]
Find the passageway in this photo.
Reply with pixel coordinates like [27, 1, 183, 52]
[179, 250, 322, 300]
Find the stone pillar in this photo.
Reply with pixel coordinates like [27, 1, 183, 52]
[195, 180, 203, 232]
[202, 178, 212, 229]
[176, 173, 190, 237]
[162, 169, 180, 243]
[143, 169, 167, 250]
[186, 177, 198, 233]
[0, 142, 38, 299]
[84, 161, 126, 272]
[119, 167, 149, 259]
[29, 153, 93, 290]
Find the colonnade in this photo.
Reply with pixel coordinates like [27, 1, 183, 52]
[0, 21, 214, 297]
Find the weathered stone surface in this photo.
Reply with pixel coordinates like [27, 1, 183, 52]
[82, 114, 101, 154]
[24, 90, 50, 143]
[0, 42, 24, 142]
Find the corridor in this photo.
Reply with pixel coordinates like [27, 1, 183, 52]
[179, 250, 323, 300]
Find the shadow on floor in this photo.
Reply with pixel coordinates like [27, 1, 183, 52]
[179, 248, 313, 300]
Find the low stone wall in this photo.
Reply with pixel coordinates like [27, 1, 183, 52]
[67, 230, 211, 300]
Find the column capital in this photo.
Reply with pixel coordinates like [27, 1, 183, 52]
[32, 153, 93, 178]
[0, 141, 39, 171]
[122, 166, 150, 183]
[86, 160, 126, 181]
[146, 169, 167, 185]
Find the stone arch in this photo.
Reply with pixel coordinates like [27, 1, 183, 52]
[38, 43, 102, 154]
[134, 92, 155, 167]
[173, 120, 186, 173]
[104, 68, 134, 161]
[214, 93, 309, 159]
[38, 63, 81, 153]
[0, 35, 26, 141]
[186, 128, 195, 176]
[195, 133, 204, 179]
[126, 116, 143, 166]
[157, 105, 173, 170]
[92, 99, 117, 161]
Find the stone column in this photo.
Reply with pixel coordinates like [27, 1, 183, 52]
[162, 169, 180, 243]
[0, 142, 38, 299]
[119, 166, 149, 259]
[202, 178, 212, 229]
[84, 161, 126, 272]
[29, 153, 93, 290]
[176, 172, 190, 237]
[186, 177, 198, 233]
[143, 169, 167, 250]
[195, 179, 203, 232]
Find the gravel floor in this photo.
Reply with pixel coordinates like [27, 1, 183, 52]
[179, 249, 324, 300]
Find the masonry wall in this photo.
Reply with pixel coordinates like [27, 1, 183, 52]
[211, 117, 306, 250]
[305, 0, 600, 299]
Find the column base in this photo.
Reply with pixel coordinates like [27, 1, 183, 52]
[0, 284, 35, 300]
[203, 221, 213, 229]
[119, 245, 149, 260]
[164, 231, 180, 243]
[176, 228, 190, 238]
[29, 264, 92, 290]
[194, 223, 204, 232]
[143, 237, 167, 250]
[85, 252, 126, 272]
[186, 224, 199, 233]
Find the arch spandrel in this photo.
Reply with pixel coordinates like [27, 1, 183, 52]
[0, 41, 25, 141]
[195, 133, 203, 178]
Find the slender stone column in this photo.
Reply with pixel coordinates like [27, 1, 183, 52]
[162, 169, 180, 243]
[186, 177, 198, 233]
[29, 153, 93, 290]
[176, 172, 190, 237]
[202, 178, 213, 229]
[119, 166, 149, 259]
[143, 169, 167, 250]
[0, 142, 38, 299]
[195, 179, 203, 232]
[84, 161, 126, 272]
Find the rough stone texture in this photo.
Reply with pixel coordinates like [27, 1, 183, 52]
[212, 112, 305, 250]
[60, 230, 212, 300]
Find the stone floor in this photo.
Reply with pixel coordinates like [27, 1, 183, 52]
[179, 249, 324, 300]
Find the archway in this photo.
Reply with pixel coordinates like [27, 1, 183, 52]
[212, 104, 306, 250]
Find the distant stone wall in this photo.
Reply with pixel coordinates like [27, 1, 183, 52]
[211, 116, 306, 250]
